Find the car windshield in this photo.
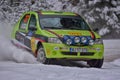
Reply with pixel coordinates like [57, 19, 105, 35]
[39, 15, 91, 30]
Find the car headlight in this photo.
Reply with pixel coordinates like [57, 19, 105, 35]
[94, 38, 103, 44]
[48, 37, 62, 44]
[74, 37, 80, 43]
[81, 37, 88, 44]
[63, 35, 73, 45]
[66, 38, 73, 45]
[89, 39, 94, 45]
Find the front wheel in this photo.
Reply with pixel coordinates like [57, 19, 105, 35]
[37, 46, 49, 64]
[87, 58, 104, 68]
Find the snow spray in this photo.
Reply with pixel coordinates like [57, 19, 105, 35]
[0, 22, 37, 63]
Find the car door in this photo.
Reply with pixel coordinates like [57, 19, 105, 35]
[15, 14, 30, 48]
[25, 14, 37, 49]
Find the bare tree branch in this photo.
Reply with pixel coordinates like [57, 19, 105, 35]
[0, 0, 5, 6]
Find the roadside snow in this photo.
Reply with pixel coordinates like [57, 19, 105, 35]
[111, 59, 120, 66]
[104, 40, 120, 62]
[104, 40, 120, 49]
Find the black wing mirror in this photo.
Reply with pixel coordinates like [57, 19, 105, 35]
[93, 28, 99, 32]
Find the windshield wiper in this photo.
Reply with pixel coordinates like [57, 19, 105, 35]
[44, 26, 62, 29]
[67, 26, 81, 30]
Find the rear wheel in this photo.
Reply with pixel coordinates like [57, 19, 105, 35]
[37, 46, 49, 64]
[87, 58, 104, 68]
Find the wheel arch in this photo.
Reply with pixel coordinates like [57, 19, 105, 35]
[35, 41, 43, 57]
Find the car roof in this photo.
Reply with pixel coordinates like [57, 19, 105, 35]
[24, 11, 78, 16]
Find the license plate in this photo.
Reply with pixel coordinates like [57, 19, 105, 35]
[70, 48, 88, 52]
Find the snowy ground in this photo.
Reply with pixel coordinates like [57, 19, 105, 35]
[0, 59, 120, 80]
[0, 48, 120, 80]
[0, 23, 120, 80]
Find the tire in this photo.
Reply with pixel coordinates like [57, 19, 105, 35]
[87, 58, 104, 68]
[37, 46, 49, 64]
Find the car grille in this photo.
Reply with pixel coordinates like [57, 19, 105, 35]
[61, 52, 77, 56]
[80, 52, 94, 56]
[61, 52, 94, 56]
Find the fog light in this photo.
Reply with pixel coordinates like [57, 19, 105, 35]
[89, 40, 94, 45]
[74, 37, 80, 43]
[66, 39, 72, 45]
[81, 37, 87, 44]
[63, 35, 73, 45]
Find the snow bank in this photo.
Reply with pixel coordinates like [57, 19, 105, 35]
[111, 59, 120, 66]
[0, 22, 37, 63]
[103, 40, 120, 62]
[103, 40, 120, 49]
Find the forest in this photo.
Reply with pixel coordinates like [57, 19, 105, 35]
[0, 0, 120, 38]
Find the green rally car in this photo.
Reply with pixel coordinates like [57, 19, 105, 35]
[11, 11, 104, 68]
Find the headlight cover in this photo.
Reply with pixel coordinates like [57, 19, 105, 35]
[89, 39, 94, 45]
[48, 37, 62, 44]
[66, 38, 73, 45]
[63, 35, 73, 45]
[81, 36, 88, 44]
[74, 37, 80, 43]
[63, 35, 95, 45]
[94, 38, 103, 44]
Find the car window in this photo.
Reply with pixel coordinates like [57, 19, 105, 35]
[28, 14, 37, 30]
[19, 14, 30, 30]
[40, 18, 62, 28]
[39, 16, 91, 30]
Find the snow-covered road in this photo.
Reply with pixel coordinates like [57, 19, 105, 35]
[0, 38, 120, 80]
[0, 59, 120, 80]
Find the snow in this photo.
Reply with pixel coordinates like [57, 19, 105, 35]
[99, 27, 110, 36]
[0, 1, 120, 79]
[0, 0, 120, 37]
[0, 22, 120, 80]
[102, 6, 109, 15]
[0, 22, 37, 63]
[0, 59, 120, 80]
[104, 40, 120, 49]
[0, 36, 37, 63]
[104, 40, 120, 62]
[112, 59, 120, 66]
[111, 0, 117, 6]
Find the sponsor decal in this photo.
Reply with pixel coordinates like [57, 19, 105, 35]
[96, 48, 100, 52]
[28, 31, 34, 36]
[47, 29, 62, 38]
[60, 47, 69, 51]
[68, 32, 81, 36]
[88, 47, 96, 51]
[46, 49, 51, 55]
[31, 37, 36, 52]
[54, 47, 59, 50]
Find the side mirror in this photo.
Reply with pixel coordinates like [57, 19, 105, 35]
[93, 28, 99, 32]
[28, 27, 37, 31]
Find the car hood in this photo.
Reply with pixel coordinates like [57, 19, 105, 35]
[41, 29, 100, 38]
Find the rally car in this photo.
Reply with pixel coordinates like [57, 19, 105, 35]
[11, 11, 104, 68]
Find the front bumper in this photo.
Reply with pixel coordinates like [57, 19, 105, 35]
[42, 43, 104, 60]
